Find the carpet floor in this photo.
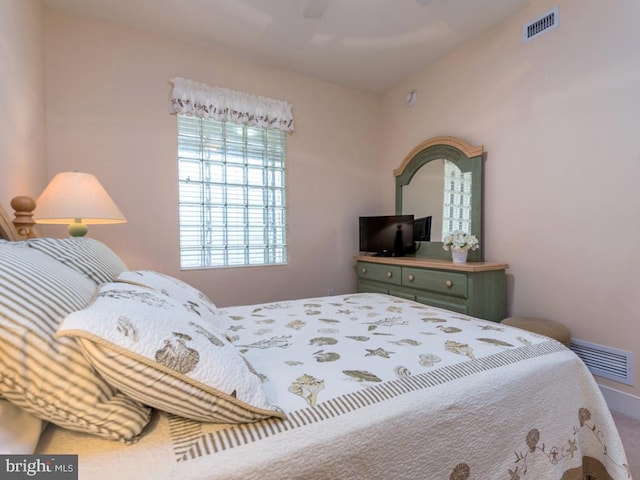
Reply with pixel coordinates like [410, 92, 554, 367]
[612, 410, 640, 479]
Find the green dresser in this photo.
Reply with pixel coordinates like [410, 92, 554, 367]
[355, 255, 508, 322]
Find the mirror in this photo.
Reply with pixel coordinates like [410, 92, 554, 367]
[395, 136, 484, 261]
[402, 160, 445, 242]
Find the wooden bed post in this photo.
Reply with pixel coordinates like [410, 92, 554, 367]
[10, 195, 37, 239]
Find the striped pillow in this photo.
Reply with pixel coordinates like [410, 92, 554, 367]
[0, 243, 151, 443]
[58, 283, 284, 423]
[26, 237, 127, 284]
[116, 270, 224, 330]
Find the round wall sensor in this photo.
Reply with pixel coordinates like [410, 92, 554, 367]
[406, 90, 417, 106]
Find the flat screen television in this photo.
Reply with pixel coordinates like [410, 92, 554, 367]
[359, 215, 415, 257]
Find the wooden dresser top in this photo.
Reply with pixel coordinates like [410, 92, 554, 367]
[355, 255, 509, 273]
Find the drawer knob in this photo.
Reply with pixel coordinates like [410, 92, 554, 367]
[445, 280, 453, 288]
[361, 267, 367, 274]
[407, 274, 415, 282]
[386, 271, 393, 278]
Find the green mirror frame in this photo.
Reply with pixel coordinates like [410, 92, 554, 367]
[394, 136, 484, 261]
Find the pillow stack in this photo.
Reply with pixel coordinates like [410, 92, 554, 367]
[0, 242, 151, 444]
[0, 238, 283, 448]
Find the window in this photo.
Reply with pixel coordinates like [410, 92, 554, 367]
[169, 77, 293, 269]
[177, 115, 287, 269]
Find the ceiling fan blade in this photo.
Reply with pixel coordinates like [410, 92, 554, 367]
[301, 0, 331, 20]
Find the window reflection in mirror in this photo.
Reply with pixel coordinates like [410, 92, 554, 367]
[443, 161, 472, 237]
[402, 160, 472, 242]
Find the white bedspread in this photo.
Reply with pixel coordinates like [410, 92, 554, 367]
[37, 294, 632, 480]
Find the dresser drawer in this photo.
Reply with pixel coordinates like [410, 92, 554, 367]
[415, 294, 469, 314]
[356, 261, 402, 286]
[402, 267, 468, 298]
[358, 280, 390, 295]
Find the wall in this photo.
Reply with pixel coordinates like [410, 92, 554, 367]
[0, 0, 46, 203]
[382, 0, 640, 402]
[42, 8, 383, 306]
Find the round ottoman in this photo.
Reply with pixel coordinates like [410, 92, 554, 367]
[501, 316, 571, 347]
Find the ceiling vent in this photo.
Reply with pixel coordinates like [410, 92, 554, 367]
[570, 338, 634, 386]
[523, 7, 559, 43]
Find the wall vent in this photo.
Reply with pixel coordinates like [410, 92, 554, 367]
[523, 7, 559, 43]
[570, 339, 634, 386]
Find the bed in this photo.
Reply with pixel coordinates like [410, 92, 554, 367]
[0, 198, 633, 480]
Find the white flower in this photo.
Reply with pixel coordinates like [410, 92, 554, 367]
[442, 231, 479, 251]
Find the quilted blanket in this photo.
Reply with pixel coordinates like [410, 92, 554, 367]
[37, 293, 632, 480]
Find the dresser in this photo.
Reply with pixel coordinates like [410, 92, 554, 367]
[355, 255, 508, 322]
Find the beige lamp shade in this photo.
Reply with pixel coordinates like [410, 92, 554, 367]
[35, 172, 126, 237]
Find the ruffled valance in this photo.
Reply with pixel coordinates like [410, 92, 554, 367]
[169, 77, 294, 133]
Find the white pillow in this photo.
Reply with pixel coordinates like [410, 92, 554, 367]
[0, 400, 43, 454]
[116, 270, 224, 330]
[0, 243, 151, 443]
[58, 283, 284, 423]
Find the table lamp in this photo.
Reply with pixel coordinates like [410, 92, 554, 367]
[34, 172, 126, 237]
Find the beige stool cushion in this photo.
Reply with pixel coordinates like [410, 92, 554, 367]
[501, 316, 571, 347]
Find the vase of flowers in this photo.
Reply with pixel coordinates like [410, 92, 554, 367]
[442, 230, 479, 263]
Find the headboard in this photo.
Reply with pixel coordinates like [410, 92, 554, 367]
[0, 196, 37, 241]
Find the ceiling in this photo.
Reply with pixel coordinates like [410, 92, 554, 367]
[40, 0, 533, 93]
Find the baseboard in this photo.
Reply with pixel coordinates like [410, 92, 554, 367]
[599, 383, 640, 419]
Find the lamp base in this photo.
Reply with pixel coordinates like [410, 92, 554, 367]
[67, 220, 88, 237]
